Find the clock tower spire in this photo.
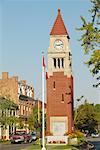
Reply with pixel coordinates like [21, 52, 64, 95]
[46, 9, 74, 139]
[48, 9, 72, 77]
[50, 9, 69, 37]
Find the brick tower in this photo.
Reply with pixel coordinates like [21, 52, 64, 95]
[46, 9, 74, 136]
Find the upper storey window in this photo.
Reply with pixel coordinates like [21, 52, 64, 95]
[53, 58, 56, 68]
[62, 58, 64, 68]
[58, 58, 60, 68]
[53, 81, 55, 89]
[53, 58, 64, 69]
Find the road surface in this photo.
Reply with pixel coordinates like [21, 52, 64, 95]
[87, 137, 100, 150]
[0, 137, 100, 150]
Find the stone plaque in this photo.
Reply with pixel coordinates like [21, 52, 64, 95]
[53, 122, 66, 136]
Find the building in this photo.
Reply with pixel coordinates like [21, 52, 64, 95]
[0, 72, 19, 104]
[46, 9, 74, 136]
[0, 97, 18, 140]
[34, 99, 46, 122]
[0, 72, 34, 117]
[18, 80, 34, 122]
[0, 72, 35, 139]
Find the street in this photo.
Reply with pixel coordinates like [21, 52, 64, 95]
[87, 137, 100, 150]
[0, 137, 100, 150]
[0, 143, 33, 150]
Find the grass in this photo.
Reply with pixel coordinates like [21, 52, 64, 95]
[0, 140, 11, 144]
[25, 144, 79, 150]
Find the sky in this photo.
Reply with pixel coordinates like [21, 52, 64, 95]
[0, 0, 99, 105]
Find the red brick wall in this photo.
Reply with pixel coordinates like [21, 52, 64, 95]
[46, 72, 74, 134]
[0, 72, 35, 118]
[0, 72, 19, 104]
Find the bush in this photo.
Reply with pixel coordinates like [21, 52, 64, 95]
[77, 137, 85, 144]
[34, 138, 41, 145]
[69, 131, 84, 138]
[68, 131, 85, 145]
[75, 131, 84, 138]
[69, 132, 77, 138]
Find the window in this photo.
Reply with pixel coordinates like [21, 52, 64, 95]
[13, 110, 15, 116]
[62, 58, 64, 68]
[62, 94, 64, 101]
[10, 110, 12, 116]
[53, 81, 55, 89]
[58, 58, 60, 68]
[69, 62, 72, 67]
[69, 52, 72, 60]
[53, 58, 56, 68]
[23, 110, 24, 115]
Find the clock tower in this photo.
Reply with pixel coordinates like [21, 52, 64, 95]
[46, 9, 74, 136]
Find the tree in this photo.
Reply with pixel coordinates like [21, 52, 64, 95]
[78, 0, 100, 87]
[16, 117, 25, 129]
[94, 104, 100, 129]
[75, 102, 98, 134]
[0, 96, 18, 139]
[0, 96, 18, 128]
[27, 107, 46, 137]
[27, 107, 40, 131]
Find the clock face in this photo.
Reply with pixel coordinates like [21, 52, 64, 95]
[54, 39, 63, 50]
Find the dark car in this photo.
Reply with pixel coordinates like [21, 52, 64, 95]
[10, 131, 32, 144]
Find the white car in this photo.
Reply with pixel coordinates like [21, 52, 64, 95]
[30, 132, 37, 141]
[91, 133, 99, 138]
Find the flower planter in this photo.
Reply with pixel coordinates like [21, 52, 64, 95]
[46, 136, 68, 145]
[69, 137, 78, 145]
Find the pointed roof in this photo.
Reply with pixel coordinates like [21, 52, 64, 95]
[50, 9, 69, 36]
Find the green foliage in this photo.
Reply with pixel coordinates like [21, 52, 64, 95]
[69, 131, 84, 138]
[0, 96, 18, 110]
[16, 117, 25, 129]
[0, 96, 18, 129]
[94, 104, 100, 124]
[94, 104, 100, 112]
[27, 145, 79, 150]
[27, 107, 46, 134]
[77, 137, 85, 145]
[77, 0, 100, 87]
[8, 116, 17, 126]
[27, 107, 41, 131]
[74, 103, 98, 133]
[75, 131, 84, 138]
[34, 138, 41, 145]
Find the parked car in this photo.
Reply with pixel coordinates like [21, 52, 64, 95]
[10, 131, 32, 144]
[91, 133, 99, 138]
[30, 132, 37, 141]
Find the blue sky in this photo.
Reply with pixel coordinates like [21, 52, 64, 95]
[0, 0, 99, 105]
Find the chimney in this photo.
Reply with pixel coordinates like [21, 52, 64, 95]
[20, 80, 26, 85]
[12, 76, 18, 82]
[2, 72, 9, 79]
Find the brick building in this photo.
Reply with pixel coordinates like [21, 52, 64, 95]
[0, 72, 19, 104]
[0, 72, 34, 118]
[0, 72, 36, 138]
[46, 9, 74, 136]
